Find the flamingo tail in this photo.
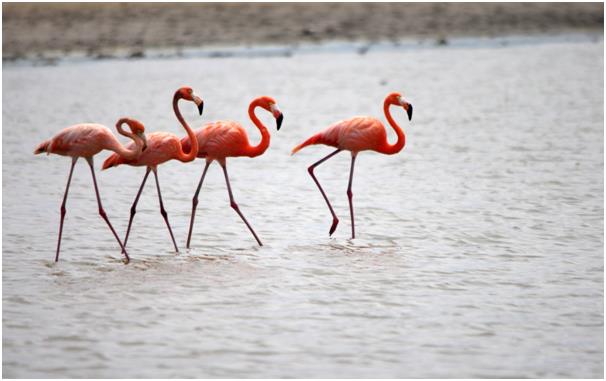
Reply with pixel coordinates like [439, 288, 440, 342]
[291, 132, 337, 155]
[34, 140, 51, 155]
[102, 152, 125, 170]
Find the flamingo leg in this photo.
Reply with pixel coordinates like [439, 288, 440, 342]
[186, 161, 212, 249]
[55, 157, 78, 262]
[347, 154, 357, 239]
[221, 162, 263, 246]
[122, 167, 151, 252]
[307, 148, 342, 236]
[152, 168, 179, 253]
[85, 157, 130, 264]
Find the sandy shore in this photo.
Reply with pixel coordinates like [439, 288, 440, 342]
[2, 2, 603, 60]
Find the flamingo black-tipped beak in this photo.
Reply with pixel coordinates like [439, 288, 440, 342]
[407, 104, 413, 121]
[276, 113, 283, 131]
[193, 95, 204, 116]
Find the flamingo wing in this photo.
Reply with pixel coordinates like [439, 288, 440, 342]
[193, 121, 249, 158]
[334, 116, 386, 152]
[47, 124, 113, 157]
[292, 116, 385, 154]
[134, 132, 182, 165]
[103, 131, 180, 169]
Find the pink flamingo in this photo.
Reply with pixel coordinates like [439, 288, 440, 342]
[291, 92, 412, 239]
[102, 86, 203, 253]
[182, 96, 283, 248]
[34, 118, 148, 263]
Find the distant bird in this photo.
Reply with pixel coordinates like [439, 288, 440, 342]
[182, 96, 283, 248]
[34, 118, 148, 263]
[102, 87, 203, 253]
[291, 92, 412, 238]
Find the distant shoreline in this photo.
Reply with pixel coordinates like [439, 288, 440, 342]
[4, 32, 603, 67]
[3, 3, 603, 62]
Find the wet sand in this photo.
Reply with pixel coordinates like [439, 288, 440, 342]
[2, 2, 604, 60]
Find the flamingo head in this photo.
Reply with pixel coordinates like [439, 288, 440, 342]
[257, 96, 283, 131]
[388, 92, 413, 121]
[118, 118, 148, 151]
[176, 86, 204, 116]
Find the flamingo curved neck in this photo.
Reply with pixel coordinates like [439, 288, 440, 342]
[246, 100, 270, 158]
[113, 121, 143, 160]
[379, 99, 406, 155]
[173, 94, 198, 162]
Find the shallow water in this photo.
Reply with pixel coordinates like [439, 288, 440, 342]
[2, 36, 604, 378]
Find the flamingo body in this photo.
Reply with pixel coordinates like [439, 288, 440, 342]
[181, 121, 254, 160]
[101, 86, 204, 254]
[36, 124, 125, 158]
[293, 116, 389, 154]
[183, 96, 283, 248]
[34, 118, 147, 263]
[103, 131, 184, 169]
[291, 92, 413, 238]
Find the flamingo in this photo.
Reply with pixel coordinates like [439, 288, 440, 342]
[182, 96, 283, 248]
[291, 92, 413, 239]
[34, 117, 148, 263]
[102, 86, 203, 254]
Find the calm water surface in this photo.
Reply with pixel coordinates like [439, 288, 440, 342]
[2, 37, 604, 377]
